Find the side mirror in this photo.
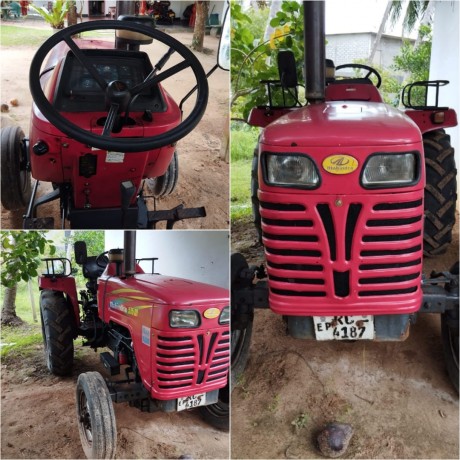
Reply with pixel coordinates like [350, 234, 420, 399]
[217, 7, 230, 71]
[74, 241, 87, 265]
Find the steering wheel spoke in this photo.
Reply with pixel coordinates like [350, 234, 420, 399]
[63, 36, 108, 91]
[131, 59, 191, 96]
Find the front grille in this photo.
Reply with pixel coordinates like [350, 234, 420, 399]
[153, 330, 229, 391]
[260, 190, 424, 314]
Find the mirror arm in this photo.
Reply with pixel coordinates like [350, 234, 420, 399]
[179, 63, 219, 113]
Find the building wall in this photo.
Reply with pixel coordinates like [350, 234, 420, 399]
[429, 1, 459, 166]
[105, 231, 229, 289]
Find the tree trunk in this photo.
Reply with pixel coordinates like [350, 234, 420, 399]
[67, 1, 77, 26]
[1, 284, 23, 326]
[191, 1, 209, 52]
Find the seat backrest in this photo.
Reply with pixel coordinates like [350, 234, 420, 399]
[325, 83, 383, 103]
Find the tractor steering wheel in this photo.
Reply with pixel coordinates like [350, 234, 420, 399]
[29, 20, 208, 153]
[334, 63, 382, 88]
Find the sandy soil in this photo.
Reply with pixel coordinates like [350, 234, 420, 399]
[0, 22, 229, 230]
[231, 216, 459, 459]
[1, 342, 228, 459]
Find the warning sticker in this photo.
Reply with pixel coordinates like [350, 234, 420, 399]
[106, 151, 125, 163]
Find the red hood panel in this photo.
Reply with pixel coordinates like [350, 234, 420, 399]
[262, 101, 422, 147]
[104, 274, 229, 306]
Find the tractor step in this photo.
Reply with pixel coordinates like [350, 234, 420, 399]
[100, 352, 120, 376]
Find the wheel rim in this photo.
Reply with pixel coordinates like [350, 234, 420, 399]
[78, 392, 93, 446]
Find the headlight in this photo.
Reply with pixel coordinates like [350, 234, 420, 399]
[219, 306, 230, 325]
[362, 153, 418, 187]
[169, 310, 200, 328]
[264, 153, 320, 188]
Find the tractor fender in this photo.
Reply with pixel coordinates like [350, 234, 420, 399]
[404, 108, 458, 135]
[39, 276, 80, 327]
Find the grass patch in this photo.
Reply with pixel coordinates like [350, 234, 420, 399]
[0, 25, 53, 47]
[231, 127, 259, 162]
[231, 159, 252, 220]
[0, 324, 42, 359]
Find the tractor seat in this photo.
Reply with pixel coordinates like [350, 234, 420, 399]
[82, 256, 107, 292]
[325, 83, 383, 103]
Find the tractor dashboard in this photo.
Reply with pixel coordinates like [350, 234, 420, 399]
[53, 49, 167, 113]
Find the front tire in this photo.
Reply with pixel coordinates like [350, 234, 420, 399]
[40, 290, 75, 376]
[0, 125, 31, 210]
[231, 253, 254, 387]
[423, 130, 457, 256]
[146, 150, 178, 197]
[198, 383, 229, 431]
[441, 262, 459, 393]
[76, 372, 117, 459]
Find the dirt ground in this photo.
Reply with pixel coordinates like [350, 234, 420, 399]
[1, 341, 228, 459]
[0, 20, 229, 230]
[231, 217, 459, 459]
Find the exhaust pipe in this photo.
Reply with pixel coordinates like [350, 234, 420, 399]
[304, 1, 325, 104]
[124, 231, 136, 276]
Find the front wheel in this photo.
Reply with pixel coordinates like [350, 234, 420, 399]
[145, 150, 178, 197]
[0, 125, 31, 210]
[231, 253, 254, 388]
[76, 372, 117, 459]
[441, 262, 459, 393]
[198, 383, 229, 431]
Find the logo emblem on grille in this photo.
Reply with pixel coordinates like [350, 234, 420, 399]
[322, 155, 358, 174]
[203, 308, 220, 319]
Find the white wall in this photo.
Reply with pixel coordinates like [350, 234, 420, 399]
[429, 1, 459, 168]
[105, 231, 229, 289]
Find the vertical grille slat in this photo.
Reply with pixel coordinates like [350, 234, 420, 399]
[317, 204, 337, 261]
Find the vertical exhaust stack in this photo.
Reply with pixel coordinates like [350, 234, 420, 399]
[304, 1, 326, 104]
[124, 231, 136, 276]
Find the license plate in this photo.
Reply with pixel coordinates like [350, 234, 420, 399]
[177, 393, 206, 411]
[313, 315, 374, 340]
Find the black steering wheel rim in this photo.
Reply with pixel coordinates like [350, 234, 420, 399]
[96, 251, 109, 268]
[335, 63, 382, 88]
[29, 20, 208, 152]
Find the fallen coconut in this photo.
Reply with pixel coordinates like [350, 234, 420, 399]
[317, 422, 353, 458]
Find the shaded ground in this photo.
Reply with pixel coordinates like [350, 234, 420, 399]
[0, 20, 229, 230]
[231, 215, 459, 459]
[1, 340, 228, 459]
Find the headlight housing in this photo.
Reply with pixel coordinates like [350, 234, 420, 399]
[169, 310, 200, 328]
[362, 152, 419, 188]
[263, 153, 320, 188]
[219, 306, 230, 325]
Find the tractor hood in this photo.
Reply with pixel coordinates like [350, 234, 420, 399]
[261, 101, 422, 147]
[106, 274, 229, 307]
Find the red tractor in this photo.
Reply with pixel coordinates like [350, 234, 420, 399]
[39, 231, 229, 458]
[231, 2, 459, 392]
[1, 14, 228, 229]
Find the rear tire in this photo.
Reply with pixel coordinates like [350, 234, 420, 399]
[76, 371, 117, 459]
[0, 125, 31, 210]
[423, 130, 457, 256]
[231, 253, 253, 388]
[146, 150, 178, 197]
[198, 383, 229, 431]
[40, 289, 75, 376]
